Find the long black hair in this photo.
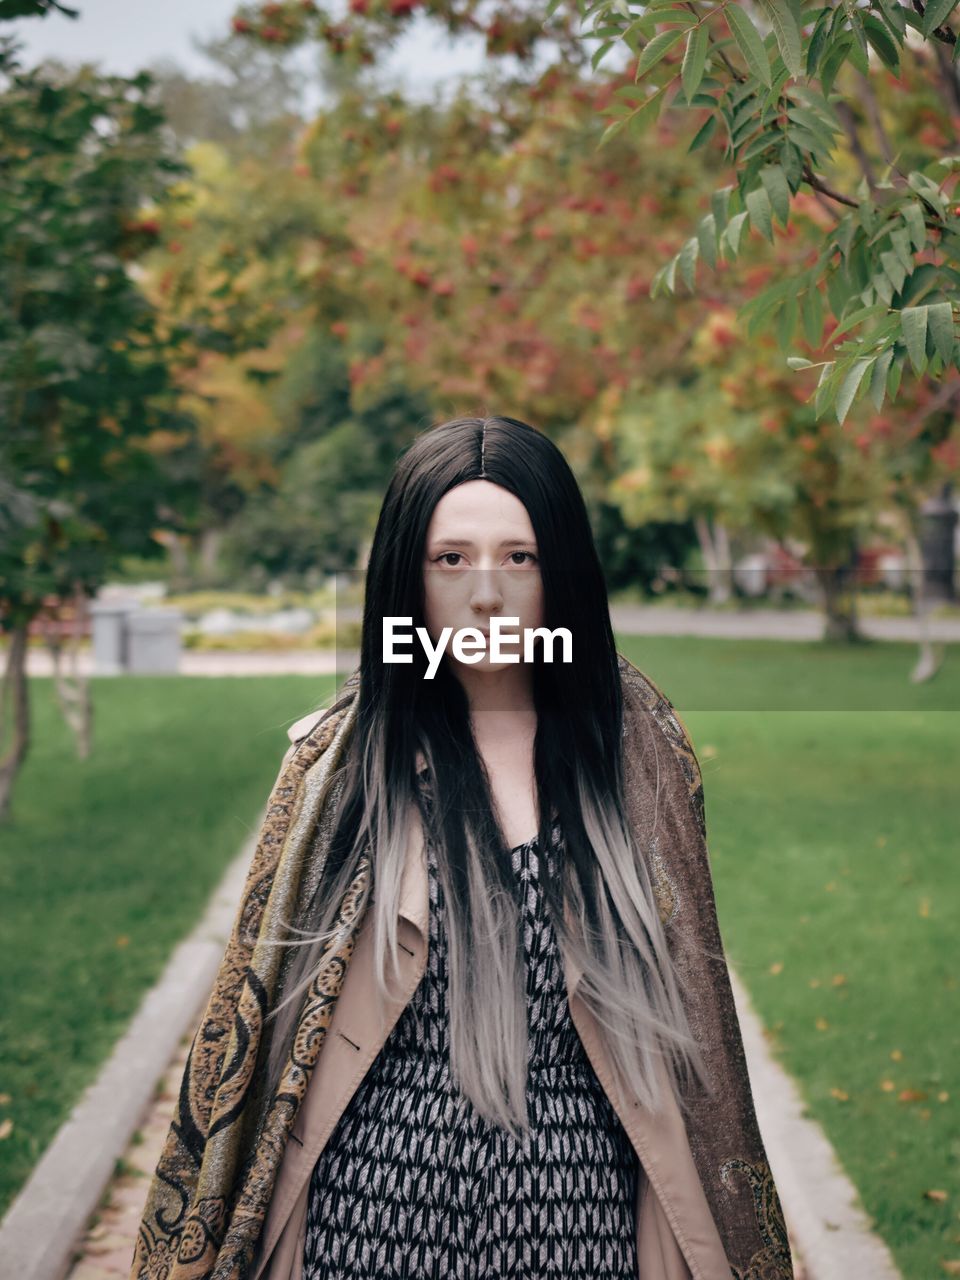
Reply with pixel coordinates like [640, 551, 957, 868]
[265, 415, 711, 1138]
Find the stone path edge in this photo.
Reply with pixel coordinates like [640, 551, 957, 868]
[0, 825, 259, 1280]
[728, 966, 902, 1280]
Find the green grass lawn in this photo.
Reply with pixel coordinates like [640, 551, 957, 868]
[0, 674, 337, 1218]
[1, 642, 957, 1279]
[617, 635, 960, 1280]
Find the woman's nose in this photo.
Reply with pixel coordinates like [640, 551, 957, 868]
[468, 570, 504, 614]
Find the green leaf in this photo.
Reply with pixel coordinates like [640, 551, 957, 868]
[787, 355, 814, 368]
[679, 235, 700, 288]
[846, 8, 870, 66]
[721, 209, 750, 256]
[879, 250, 906, 295]
[907, 171, 948, 218]
[889, 227, 915, 275]
[599, 115, 630, 146]
[876, 0, 906, 37]
[689, 113, 719, 152]
[760, 164, 791, 226]
[636, 27, 685, 77]
[906, 200, 926, 250]
[665, 252, 679, 292]
[592, 39, 616, 70]
[746, 185, 774, 241]
[758, 0, 803, 78]
[831, 302, 888, 340]
[711, 185, 733, 233]
[819, 35, 852, 94]
[901, 304, 928, 373]
[806, 7, 832, 74]
[836, 356, 876, 425]
[862, 14, 900, 73]
[802, 285, 824, 347]
[869, 347, 894, 410]
[740, 130, 783, 163]
[921, 0, 957, 36]
[726, 5, 773, 87]
[814, 360, 838, 419]
[927, 300, 956, 362]
[872, 270, 894, 306]
[681, 23, 709, 100]
[697, 212, 718, 268]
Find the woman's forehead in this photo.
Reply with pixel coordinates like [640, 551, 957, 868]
[427, 481, 535, 542]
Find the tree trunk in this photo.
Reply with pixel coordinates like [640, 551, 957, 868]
[47, 583, 93, 759]
[813, 560, 861, 641]
[167, 532, 191, 593]
[199, 527, 223, 582]
[904, 523, 944, 683]
[0, 619, 31, 823]
[693, 514, 733, 604]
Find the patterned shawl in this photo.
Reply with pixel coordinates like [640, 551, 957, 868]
[130, 655, 793, 1280]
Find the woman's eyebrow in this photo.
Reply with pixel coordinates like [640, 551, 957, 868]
[428, 537, 537, 549]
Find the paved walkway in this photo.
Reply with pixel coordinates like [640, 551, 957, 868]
[65, 1036, 190, 1280]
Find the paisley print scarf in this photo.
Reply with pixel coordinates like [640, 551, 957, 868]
[129, 655, 793, 1280]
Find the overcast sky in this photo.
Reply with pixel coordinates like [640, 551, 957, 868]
[7, 0, 503, 109]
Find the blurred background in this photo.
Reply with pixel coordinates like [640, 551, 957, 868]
[1, 0, 959, 1275]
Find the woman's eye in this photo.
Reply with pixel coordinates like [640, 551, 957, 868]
[435, 552, 463, 566]
[509, 551, 538, 565]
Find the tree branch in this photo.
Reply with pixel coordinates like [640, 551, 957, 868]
[801, 165, 860, 208]
[834, 99, 879, 192]
[932, 38, 960, 114]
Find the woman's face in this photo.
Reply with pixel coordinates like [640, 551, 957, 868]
[421, 480, 544, 674]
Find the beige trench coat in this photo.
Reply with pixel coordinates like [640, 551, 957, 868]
[251, 712, 734, 1280]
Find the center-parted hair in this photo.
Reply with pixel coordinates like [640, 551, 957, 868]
[263, 415, 713, 1139]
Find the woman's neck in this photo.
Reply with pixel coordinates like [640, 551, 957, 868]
[453, 662, 536, 720]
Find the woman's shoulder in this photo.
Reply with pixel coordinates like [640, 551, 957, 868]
[276, 669, 362, 777]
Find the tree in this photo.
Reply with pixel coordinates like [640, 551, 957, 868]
[0, 44, 196, 817]
[596, 0, 960, 425]
[227, 0, 960, 423]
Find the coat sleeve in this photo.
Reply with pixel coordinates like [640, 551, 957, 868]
[618, 655, 795, 1280]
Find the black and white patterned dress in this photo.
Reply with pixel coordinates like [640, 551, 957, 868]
[302, 796, 641, 1280]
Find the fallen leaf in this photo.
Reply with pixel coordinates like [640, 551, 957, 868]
[875, 835, 887, 847]
[825, 881, 837, 892]
[926, 1190, 949, 1202]
[939, 1091, 950, 1103]
[830, 1087, 849, 1101]
[769, 962, 783, 975]
[816, 1016, 830, 1031]
[919, 898, 931, 918]
[0, 1093, 10, 1105]
[116, 935, 130, 948]
[0, 1118, 12, 1140]
[832, 973, 847, 986]
[809, 978, 821, 988]
[940, 1260, 960, 1274]
[890, 1049, 903, 1061]
[881, 1080, 895, 1092]
[899, 1088, 928, 1103]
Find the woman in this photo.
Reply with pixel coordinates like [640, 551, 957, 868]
[131, 416, 793, 1280]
